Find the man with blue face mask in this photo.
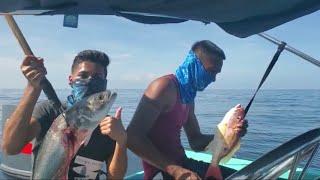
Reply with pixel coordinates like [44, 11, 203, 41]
[2, 50, 127, 179]
[127, 40, 248, 180]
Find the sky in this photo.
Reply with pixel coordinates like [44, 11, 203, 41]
[0, 11, 319, 90]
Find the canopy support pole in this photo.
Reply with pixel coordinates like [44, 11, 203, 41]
[258, 33, 320, 68]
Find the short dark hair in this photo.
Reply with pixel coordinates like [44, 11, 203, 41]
[71, 50, 110, 75]
[191, 40, 226, 61]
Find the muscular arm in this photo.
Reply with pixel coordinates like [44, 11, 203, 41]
[127, 78, 180, 174]
[107, 143, 127, 179]
[2, 56, 45, 155]
[184, 105, 214, 152]
[2, 84, 41, 155]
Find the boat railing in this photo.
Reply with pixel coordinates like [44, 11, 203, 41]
[227, 128, 320, 180]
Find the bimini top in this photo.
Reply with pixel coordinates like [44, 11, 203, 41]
[0, 0, 319, 37]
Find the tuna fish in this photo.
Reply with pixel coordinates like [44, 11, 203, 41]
[32, 90, 117, 179]
[205, 104, 245, 180]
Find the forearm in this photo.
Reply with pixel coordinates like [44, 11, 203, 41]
[108, 143, 127, 179]
[2, 84, 41, 154]
[127, 133, 178, 173]
[191, 134, 214, 152]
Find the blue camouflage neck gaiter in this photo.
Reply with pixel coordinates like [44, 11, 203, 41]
[67, 76, 107, 108]
[175, 50, 214, 104]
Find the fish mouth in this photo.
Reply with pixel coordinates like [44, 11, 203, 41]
[109, 91, 117, 103]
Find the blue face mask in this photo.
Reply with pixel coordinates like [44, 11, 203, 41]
[175, 50, 214, 104]
[67, 76, 107, 108]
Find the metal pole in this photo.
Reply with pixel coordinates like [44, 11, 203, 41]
[288, 152, 300, 180]
[298, 143, 320, 180]
[258, 33, 320, 68]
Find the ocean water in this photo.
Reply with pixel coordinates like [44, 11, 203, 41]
[0, 89, 319, 172]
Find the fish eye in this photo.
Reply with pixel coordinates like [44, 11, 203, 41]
[98, 94, 104, 100]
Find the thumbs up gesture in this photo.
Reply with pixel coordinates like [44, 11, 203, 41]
[100, 107, 127, 147]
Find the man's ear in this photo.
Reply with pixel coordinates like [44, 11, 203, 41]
[68, 75, 73, 85]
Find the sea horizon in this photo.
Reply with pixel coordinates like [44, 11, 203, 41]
[0, 89, 319, 170]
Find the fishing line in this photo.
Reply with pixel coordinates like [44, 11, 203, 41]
[244, 42, 286, 117]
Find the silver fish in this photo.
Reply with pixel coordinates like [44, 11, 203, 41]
[32, 90, 117, 179]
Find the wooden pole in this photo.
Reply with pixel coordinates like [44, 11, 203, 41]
[4, 15, 63, 112]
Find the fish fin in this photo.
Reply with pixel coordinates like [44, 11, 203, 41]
[220, 141, 240, 164]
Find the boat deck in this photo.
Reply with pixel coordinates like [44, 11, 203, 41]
[126, 150, 320, 179]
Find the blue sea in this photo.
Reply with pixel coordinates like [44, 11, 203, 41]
[0, 89, 319, 173]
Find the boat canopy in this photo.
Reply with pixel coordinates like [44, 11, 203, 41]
[1, 0, 319, 37]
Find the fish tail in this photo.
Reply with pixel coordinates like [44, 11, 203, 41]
[205, 165, 223, 180]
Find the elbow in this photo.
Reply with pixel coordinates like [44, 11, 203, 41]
[2, 122, 21, 155]
[189, 137, 204, 152]
[1, 141, 20, 155]
[190, 143, 202, 152]
[2, 132, 24, 155]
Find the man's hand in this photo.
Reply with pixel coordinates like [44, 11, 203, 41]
[230, 105, 248, 138]
[235, 117, 248, 137]
[166, 165, 201, 180]
[239, 119, 248, 137]
[100, 107, 127, 147]
[21, 55, 47, 89]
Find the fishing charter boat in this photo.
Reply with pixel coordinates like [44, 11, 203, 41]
[0, 1, 320, 179]
[1, 104, 320, 179]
